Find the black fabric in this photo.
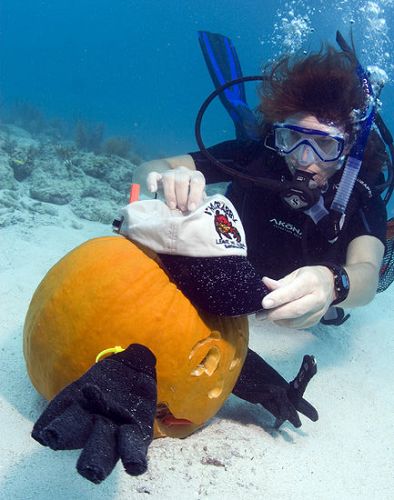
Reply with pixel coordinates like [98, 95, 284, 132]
[378, 221, 394, 292]
[190, 139, 387, 279]
[159, 254, 269, 316]
[233, 348, 318, 428]
[32, 344, 157, 484]
[320, 306, 351, 325]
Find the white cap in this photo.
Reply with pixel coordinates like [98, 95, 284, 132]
[115, 194, 267, 317]
[118, 194, 247, 257]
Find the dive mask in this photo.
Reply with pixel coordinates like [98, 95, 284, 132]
[267, 123, 346, 164]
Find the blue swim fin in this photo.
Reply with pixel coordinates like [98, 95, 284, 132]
[198, 30, 260, 141]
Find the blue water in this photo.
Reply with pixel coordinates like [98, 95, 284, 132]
[0, 7, 393, 494]
[1, 0, 394, 216]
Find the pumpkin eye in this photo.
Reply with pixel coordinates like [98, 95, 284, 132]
[208, 379, 224, 399]
[191, 347, 221, 376]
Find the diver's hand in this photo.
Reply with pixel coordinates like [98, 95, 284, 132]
[32, 344, 157, 484]
[147, 166, 206, 211]
[258, 266, 335, 329]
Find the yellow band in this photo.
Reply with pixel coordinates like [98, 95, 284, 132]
[95, 345, 125, 363]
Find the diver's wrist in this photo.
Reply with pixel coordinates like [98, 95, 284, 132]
[320, 263, 350, 305]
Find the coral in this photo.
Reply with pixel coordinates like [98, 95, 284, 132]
[70, 197, 120, 224]
[75, 121, 104, 153]
[1, 138, 17, 156]
[0, 120, 141, 227]
[55, 144, 76, 161]
[10, 159, 31, 182]
[102, 136, 132, 158]
[0, 156, 17, 189]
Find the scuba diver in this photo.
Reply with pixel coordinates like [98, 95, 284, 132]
[133, 31, 393, 329]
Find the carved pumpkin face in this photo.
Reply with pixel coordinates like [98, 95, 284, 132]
[23, 236, 249, 438]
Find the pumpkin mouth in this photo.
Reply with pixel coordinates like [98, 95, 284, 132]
[156, 403, 193, 426]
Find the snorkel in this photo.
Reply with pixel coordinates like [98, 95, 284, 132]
[301, 32, 377, 242]
[330, 31, 376, 215]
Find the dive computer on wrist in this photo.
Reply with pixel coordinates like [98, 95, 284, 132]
[321, 263, 350, 305]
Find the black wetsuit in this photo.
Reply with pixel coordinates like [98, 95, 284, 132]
[190, 139, 387, 279]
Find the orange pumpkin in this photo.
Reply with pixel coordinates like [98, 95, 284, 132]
[23, 236, 249, 438]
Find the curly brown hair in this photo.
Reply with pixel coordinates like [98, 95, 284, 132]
[259, 46, 388, 175]
[259, 46, 365, 138]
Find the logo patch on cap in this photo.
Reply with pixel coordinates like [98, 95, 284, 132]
[204, 200, 246, 251]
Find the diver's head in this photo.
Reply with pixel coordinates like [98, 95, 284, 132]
[259, 46, 367, 145]
[258, 46, 374, 185]
[270, 113, 350, 186]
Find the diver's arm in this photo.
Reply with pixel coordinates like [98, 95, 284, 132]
[132, 155, 205, 211]
[258, 235, 384, 329]
[338, 234, 385, 307]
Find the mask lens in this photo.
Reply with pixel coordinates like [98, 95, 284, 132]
[275, 127, 302, 150]
[273, 124, 344, 162]
[313, 135, 341, 157]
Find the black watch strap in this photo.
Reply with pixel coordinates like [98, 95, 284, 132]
[320, 263, 350, 305]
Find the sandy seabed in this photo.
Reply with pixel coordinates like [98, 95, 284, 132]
[0, 212, 393, 500]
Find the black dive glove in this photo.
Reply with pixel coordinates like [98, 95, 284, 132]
[233, 348, 318, 428]
[32, 343, 157, 484]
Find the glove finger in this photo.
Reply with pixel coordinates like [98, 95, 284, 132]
[280, 401, 302, 428]
[263, 392, 302, 428]
[32, 386, 76, 441]
[81, 383, 108, 414]
[118, 424, 153, 476]
[261, 399, 300, 428]
[81, 383, 131, 422]
[296, 398, 319, 422]
[77, 416, 119, 484]
[36, 402, 94, 450]
[273, 389, 302, 428]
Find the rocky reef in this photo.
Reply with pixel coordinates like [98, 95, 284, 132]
[0, 123, 138, 229]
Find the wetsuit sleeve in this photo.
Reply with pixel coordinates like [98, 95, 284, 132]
[188, 140, 262, 184]
[346, 195, 387, 245]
